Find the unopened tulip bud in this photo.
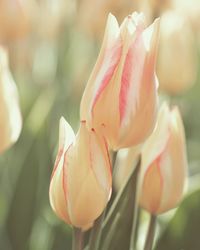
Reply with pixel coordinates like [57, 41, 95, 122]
[157, 11, 197, 95]
[0, 48, 22, 153]
[49, 118, 112, 230]
[81, 12, 159, 150]
[140, 103, 188, 214]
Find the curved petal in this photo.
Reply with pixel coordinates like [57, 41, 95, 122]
[158, 108, 188, 213]
[141, 103, 170, 176]
[66, 122, 111, 229]
[140, 104, 188, 214]
[140, 158, 163, 214]
[49, 117, 75, 224]
[80, 13, 121, 123]
[118, 18, 160, 148]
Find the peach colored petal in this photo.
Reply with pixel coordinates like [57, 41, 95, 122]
[140, 158, 163, 214]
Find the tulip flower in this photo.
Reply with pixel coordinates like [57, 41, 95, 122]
[0, 48, 22, 153]
[49, 118, 112, 230]
[139, 103, 188, 214]
[157, 11, 197, 95]
[80, 12, 159, 150]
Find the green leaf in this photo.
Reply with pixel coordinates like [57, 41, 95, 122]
[100, 159, 141, 250]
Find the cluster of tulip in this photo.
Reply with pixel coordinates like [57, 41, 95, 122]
[49, 12, 188, 250]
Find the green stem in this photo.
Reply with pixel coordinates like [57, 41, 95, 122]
[72, 228, 84, 250]
[134, 207, 141, 250]
[143, 214, 157, 250]
[103, 156, 141, 228]
[87, 150, 117, 250]
[112, 151, 118, 169]
[101, 213, 120, 250]
[129, 156, 141, 250]
[88, 210, 106, 250]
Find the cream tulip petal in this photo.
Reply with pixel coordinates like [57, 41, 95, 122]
[158, 108, 187, 213]
[118, 18, 159, 148]
[139, 104, 188, 214]
[58, 117, 75, 151]
[140, 160, 163, 214]
[90, 130, 112, 194]
[80, 13, 121, 123]
[141, 103, 170, 175]
[49, 149, 71, 224]
[66, 122, 111, 229]
[68, 168, 108, 229]
[49, 118, 75, 224]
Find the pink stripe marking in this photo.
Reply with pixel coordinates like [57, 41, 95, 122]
[62, 144, 73, 200]
[119, 29, 143, 122]
[91, 41, 122, 114]
[50, 148, 64, 181]
[119, 50, 133, 122]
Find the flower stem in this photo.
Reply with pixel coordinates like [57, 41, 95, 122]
[88, 210, 105, 250]
[129, 155, 141, 250]
[143, 214, 157, 250]
[72, 228, 84, 250]
[87, 150, 117, 250]
[101, 212, 120, 250]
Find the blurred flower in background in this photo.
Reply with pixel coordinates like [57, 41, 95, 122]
[0, 47, 22, 153]
[77, 0, 140, 38]
[157, 11, 197, 95]
[173, 0, 200, 36]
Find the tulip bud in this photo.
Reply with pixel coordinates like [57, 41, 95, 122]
[139, 103, 188, 214]
[49, 118, 112, 230]
[80, 12, 159, 150]
[0, 48, 22, 153]
[157, 11, 197, 95]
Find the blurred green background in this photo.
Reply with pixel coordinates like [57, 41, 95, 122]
[0, 0, 200, 249]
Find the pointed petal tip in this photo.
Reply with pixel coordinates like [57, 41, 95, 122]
[106, 12, 119, 34]
[131, 12, 146, 24]
[159, 102, 170, 117]
[143, 18, 160, 51]
[152, 17, 160, 36]
[58, 117, 75, 150]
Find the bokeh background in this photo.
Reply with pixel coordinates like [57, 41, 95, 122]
[0, 0, 200, 249]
